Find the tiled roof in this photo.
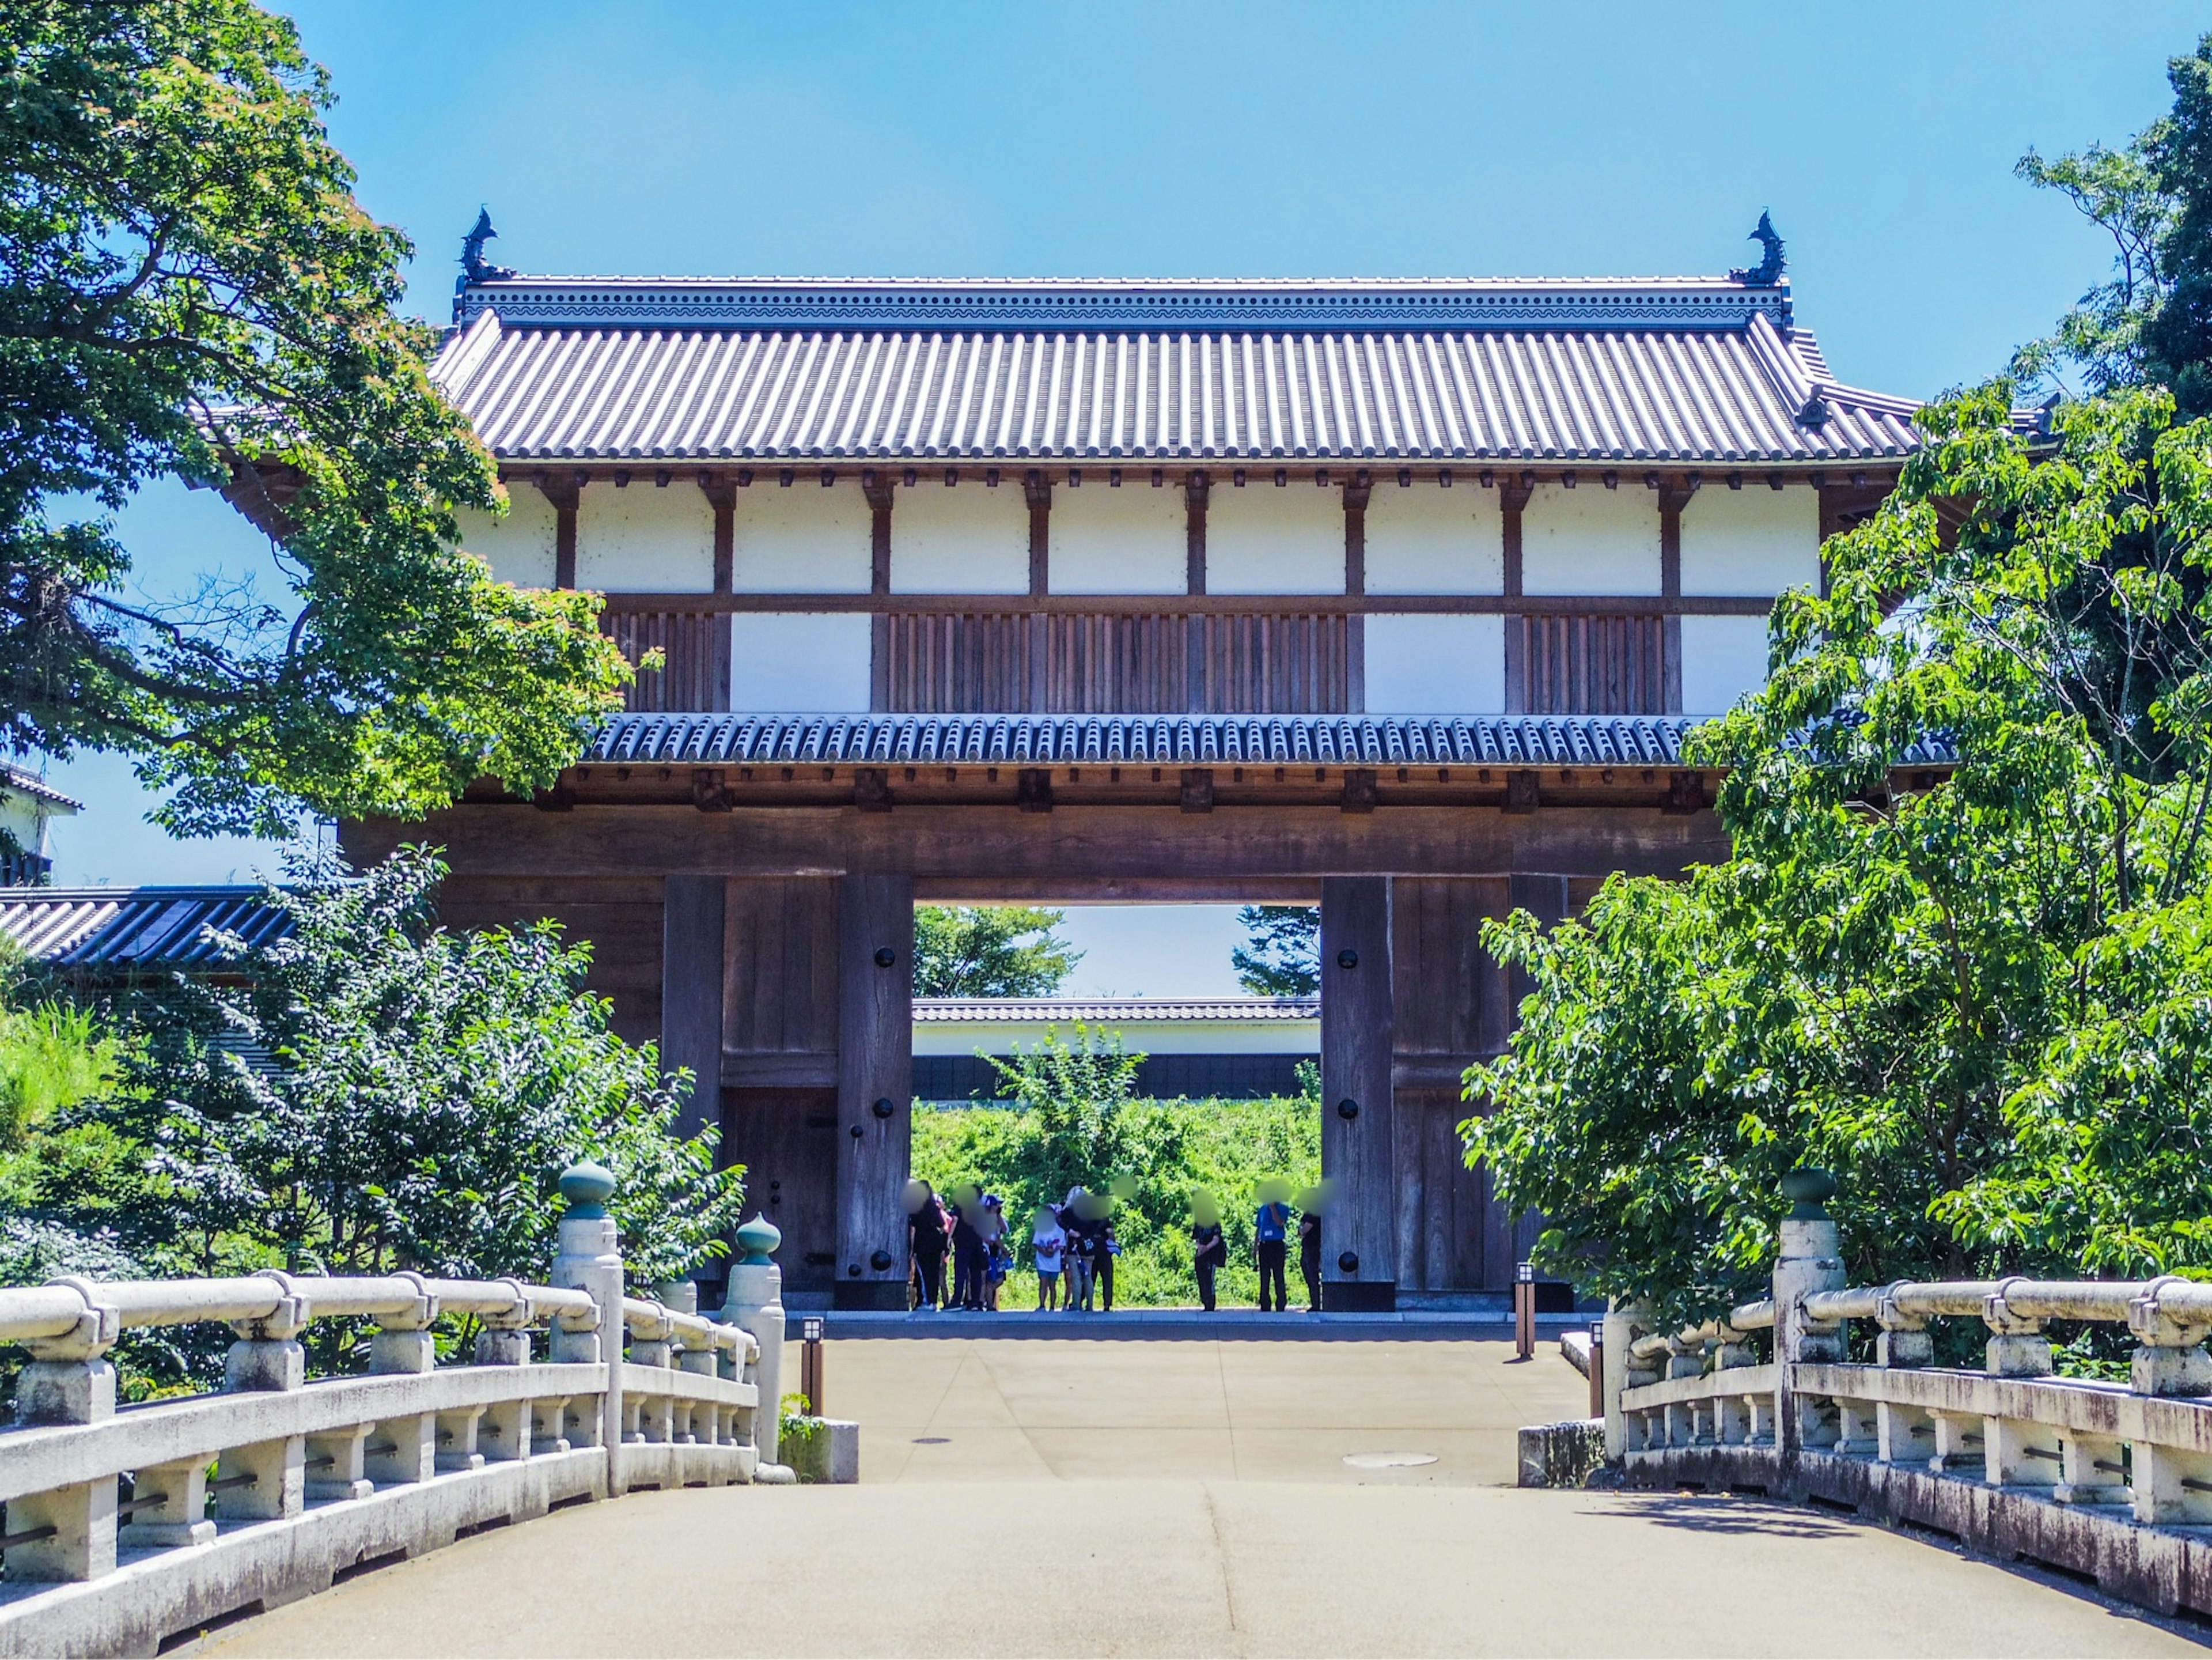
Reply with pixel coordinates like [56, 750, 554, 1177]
[1, 767, 81, 813]
[586, 712, 1715, 769]
[431, 278, 1920, 467]
[917, 997, 1319, 1024]
[0, 886, 290, 969]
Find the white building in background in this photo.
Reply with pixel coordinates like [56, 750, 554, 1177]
[0, 767, 79, 887]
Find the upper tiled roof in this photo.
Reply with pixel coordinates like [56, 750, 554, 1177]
[1, 766, 81, 813]
[0, 886, 289, 969]
[432, 274, 1921, 466]
[916, 996, 1319, 1024]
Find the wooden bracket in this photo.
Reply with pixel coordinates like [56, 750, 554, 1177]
[1662, 770, 1708, 815]
[1016, 769, 1053, 813]
[1180, 768, 1215, 814]
[691, 769, 731, 812]
[1340, 769, 1378, 813]
[1503, 770, 1540, 814]
[853, 768, 893, 813]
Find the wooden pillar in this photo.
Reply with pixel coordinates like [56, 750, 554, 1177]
[701, 474, 736, 711]
[660, 875, 725, 1144]
[1026, 472, 1051, 711]
[1498, 475, 1531, 714]
[864, 472, 893, 712]
[1656, 479, 1694, 715]
[1343, 474, 1370, 714]
[537, 472, 582, 589]
[1184, 471, 1210, 710]
[1320, 875, 1395, 1310]
[834, 874, 914, 1310]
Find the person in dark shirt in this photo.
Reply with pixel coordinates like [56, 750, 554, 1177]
[1297, 1203, 1324, 1314]
[1090, 1211, 1118, 1312]
[907, 1180, 948, 1312]
[948, 1187, 985, 1310]
[1192, 1217, 1227, 1312]
[1059, 1188, 1097, 1312]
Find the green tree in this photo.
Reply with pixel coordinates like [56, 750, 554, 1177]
[1231, 905, 1318, 997]
[1468, 385, 2212, 1330]
[911, 905, 1079, 997]
[97, 846, 743, 1288]
[0, 0, 632, 837]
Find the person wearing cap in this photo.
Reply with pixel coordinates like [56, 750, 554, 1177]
[979, 1193, 1009, 1311]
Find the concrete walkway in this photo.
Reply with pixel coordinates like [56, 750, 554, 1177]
[202, 1340, 2206, 1658]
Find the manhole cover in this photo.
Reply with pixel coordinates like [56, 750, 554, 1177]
[1343, 1451, 1438, 1469]
[913, 1436, 950, 1445]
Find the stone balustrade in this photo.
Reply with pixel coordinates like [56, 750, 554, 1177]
[1603, 1175, 2212, 1620]
[0, 1167, 794, 1658]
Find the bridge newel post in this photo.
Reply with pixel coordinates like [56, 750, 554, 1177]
[1772, 1169, 1846, 1484]
[552, 1162, 627, 1496]
[722, 1215, 786, 1468]
[1600, 1299, 1646, 1459]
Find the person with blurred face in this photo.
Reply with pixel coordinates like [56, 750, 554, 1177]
[906, 1179, 948, 1313]
[1092, 1198, 1118, 1313]
[1032, 1203, 1066, 1310]
[948, 1182, 986, 1311]
[1297, 1188, 1325, 1314]
[1059, 1188, 1095, 1312]
[1191, 1191, 1228, 1313]
[1253, 1179, 1292, 1313]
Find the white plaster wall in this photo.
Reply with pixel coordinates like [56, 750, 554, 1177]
[1679, 615, 1772, 714]
[890, 481, 1029, 593]
[1050, 485, 1187, 593]
[729, 613, 873, 712]
[1681, 486, 1821, 596]
[1365, 486, 1503, 593]
[1205, 486, 1346, 594]
[453, 491, 556, 588]
[1522, 485, 1661, 596]
[732, 482, 873, 593]
[577, 484, 713, 593]
[1363, 615, 1505, 714]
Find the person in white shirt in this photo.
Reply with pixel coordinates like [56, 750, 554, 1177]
[1031, 1205, 1067, 1311]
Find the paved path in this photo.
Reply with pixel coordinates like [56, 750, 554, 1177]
[204, 1339, 2205, 1658]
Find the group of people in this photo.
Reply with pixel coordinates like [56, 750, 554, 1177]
[904, 1178, 1327, 1314]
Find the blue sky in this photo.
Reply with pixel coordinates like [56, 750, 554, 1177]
[31, 1, 2209, 994]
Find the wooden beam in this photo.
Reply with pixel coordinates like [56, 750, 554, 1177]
[593, 590, 1779, 618]
[660, 875, 726, 1142]
[835, 874, 914, 1310]
[719, 1051, 838, 1090]
[1321, 875, 1396, 1309]
[1184, 471, 1210, 596]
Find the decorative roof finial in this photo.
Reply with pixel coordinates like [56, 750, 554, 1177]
[1728, 210, 1785, 288]
[458, 206, 517, 293]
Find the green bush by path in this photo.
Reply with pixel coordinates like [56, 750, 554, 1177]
[911, 1095, 1320, 1308]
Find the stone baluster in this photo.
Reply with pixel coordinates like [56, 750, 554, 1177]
[1980, 1277, 2054, 1378]
[551, 1162, 626, 1493]
[475, 1278, 537, 1463]
[1773, 1169, 1846, 1473]
[1870, 1282, 1935, 1466]
[4, 1279, 120, 1582]
[2128, 1278, 2212, 1522]
[368, 1271, 441, 1485]
[214, 1270, 312, 1526]
[721, 1215, 787, 1469]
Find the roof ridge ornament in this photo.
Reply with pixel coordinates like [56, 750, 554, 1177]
[1729, 210, 1786, 288]
[458, 207, 517, 293]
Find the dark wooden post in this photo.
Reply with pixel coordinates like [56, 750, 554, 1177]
[835, 873, 914, 1310]
[1343, 472, 1370, 714]
[660, 874, 726, 1144]
[864, 471, 894, 712]
[1321, 875, 1396, 1311]
[1026, 471, 1052, 711]
[1184, 470, 1210, 712]
[1498, 474, 1531, 714]
[538, 472, 582, 589]
[1655, 478, 1695, 715]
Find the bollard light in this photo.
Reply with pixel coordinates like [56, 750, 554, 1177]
[1588, 1320, 1605, 1420]
[801, 1318, 826, 1419]
[1514, 1260, 1536, 1360]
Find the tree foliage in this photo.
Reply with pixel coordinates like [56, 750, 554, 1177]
[0, 0, 632, 835]
[1231, 905, 1318, 997]
[1468, 386, 2212, 1329]
[79, 847, 743, 1289]
[911, 905, 1079, 998]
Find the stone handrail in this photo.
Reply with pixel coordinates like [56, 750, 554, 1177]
[1601, 1188, 2212, 1620]
[0, 1169, 795, 1658]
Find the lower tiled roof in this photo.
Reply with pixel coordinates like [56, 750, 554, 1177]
[589, 713, 1711, 769]
[917, 996, 1319, 1023]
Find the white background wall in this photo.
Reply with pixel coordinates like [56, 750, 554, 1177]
[729, 612, 873, 710]
[891, 481, 1029, 592]
[1363, 614, 1505, 713]
[732, 481, 872, 593]
[1679, 615, 1771, 714]
[1681, 486, 1821, 595]
[577, 484, 714, 592]
[1050, 484, 1187, 593]
[453, 490, 556, 587]
[1205, 486, 1345, 593]
[1522, 485, 1661, 595]
[1365, 485, 1503, 593]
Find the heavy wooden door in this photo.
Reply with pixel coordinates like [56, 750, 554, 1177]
[720, 1088, 840, 1295]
